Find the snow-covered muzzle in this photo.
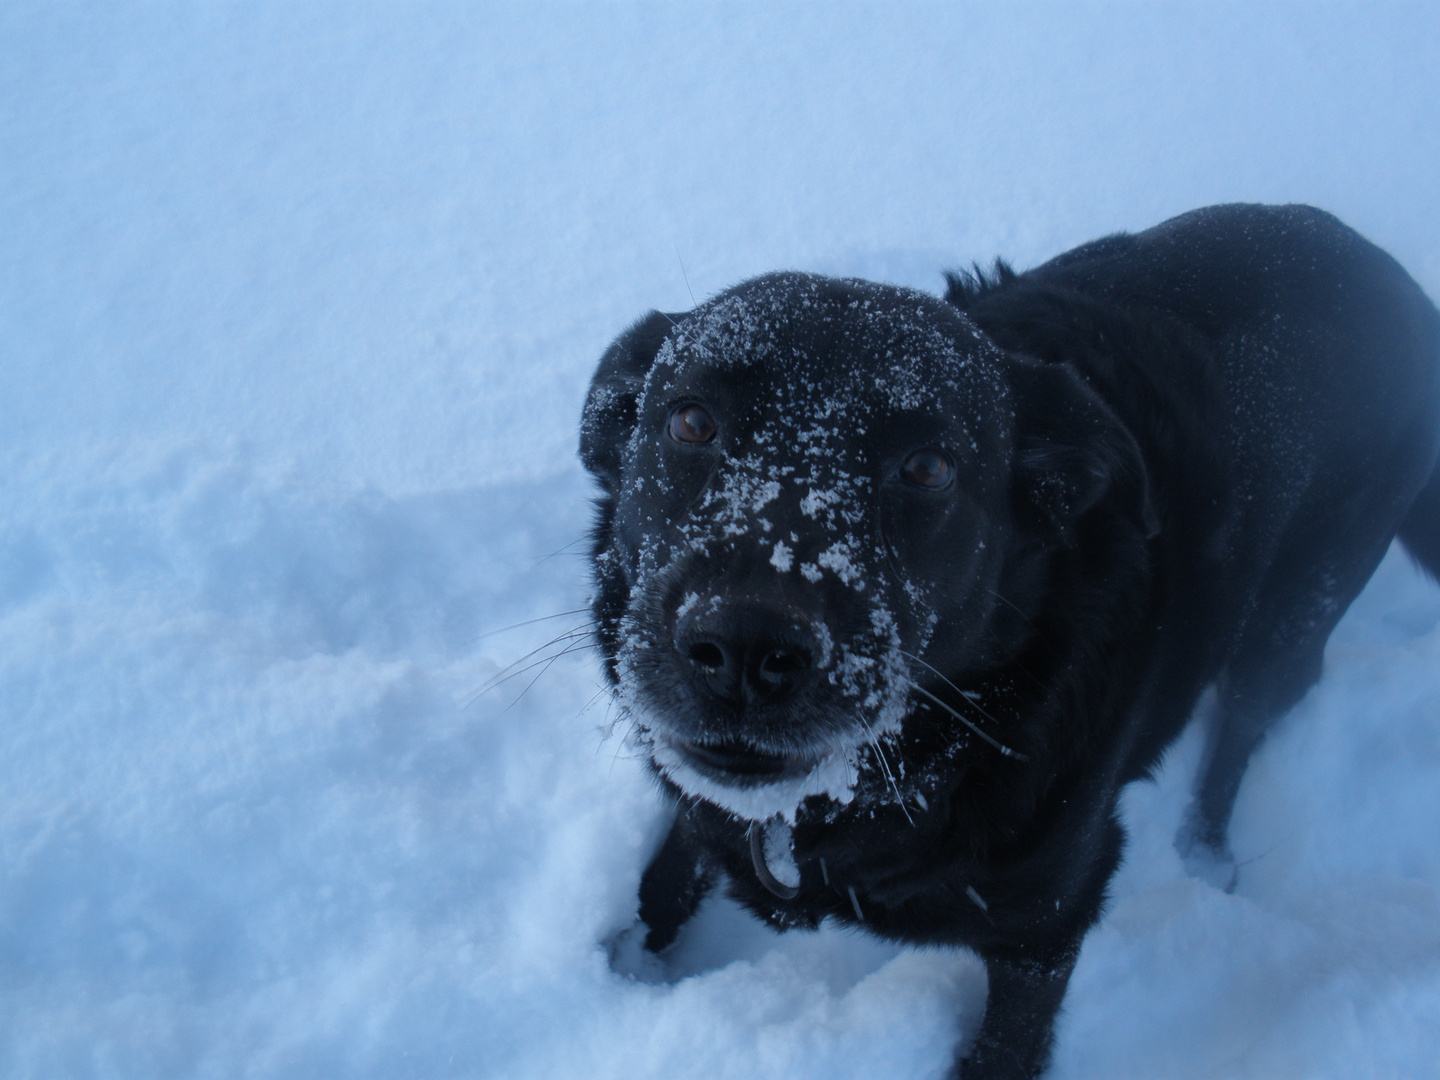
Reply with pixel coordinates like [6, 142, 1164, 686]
[614, 530, 916, 825]
[584, 273, 1015, 824]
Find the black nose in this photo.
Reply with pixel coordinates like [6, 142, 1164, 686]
[677, 605, 817, 705]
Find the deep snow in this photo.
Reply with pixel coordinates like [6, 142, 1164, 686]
[2, 5, 1439, 1078]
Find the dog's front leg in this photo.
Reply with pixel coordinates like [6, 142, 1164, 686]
[638, 805, 715, 952]
[952, 942, 1079, 1080]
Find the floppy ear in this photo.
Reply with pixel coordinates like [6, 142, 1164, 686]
[580, 310, 680, 492]
[1008, 358, 1159, 546]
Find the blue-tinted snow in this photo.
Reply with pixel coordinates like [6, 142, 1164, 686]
[2, 5, 1439, 1078]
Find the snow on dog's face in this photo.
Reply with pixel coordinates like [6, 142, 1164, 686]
[582, 274, 1033, 822]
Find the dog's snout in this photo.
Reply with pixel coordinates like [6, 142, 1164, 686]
[677, 604, 817, 706]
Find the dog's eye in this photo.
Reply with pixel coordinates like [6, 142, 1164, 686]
[668, 403, 717, 444]
[901, 448, 954, 489]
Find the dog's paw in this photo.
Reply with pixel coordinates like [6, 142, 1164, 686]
[605, 920, 669, 983]
[1175, 804, 1238, 893]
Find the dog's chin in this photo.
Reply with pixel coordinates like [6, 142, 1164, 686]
[668, 737, 817, 784]
[650, 733, 861, 824]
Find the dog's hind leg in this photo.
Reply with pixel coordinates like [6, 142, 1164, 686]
[1184, 444, 1440, 885]
[1178, 505, 1401, 888]
[1398, 461, 1440, 581]
[1178, 633, 1326, 889]
[638, 805, 715, 952]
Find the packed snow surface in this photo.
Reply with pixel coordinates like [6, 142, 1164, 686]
[3, 5, 1440, 1078]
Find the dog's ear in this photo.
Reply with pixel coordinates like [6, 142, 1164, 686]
[580, 311, 679, 492]
[1008, 358, 1159, 546]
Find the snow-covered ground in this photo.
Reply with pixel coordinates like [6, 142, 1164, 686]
[3, 5, 1439, 1077]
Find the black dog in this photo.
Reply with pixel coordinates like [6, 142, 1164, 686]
[580, 204, 1440, 1079]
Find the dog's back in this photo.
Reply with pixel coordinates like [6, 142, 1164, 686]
[956, 204, 1440, 580]
[950, 202, 1440, 865]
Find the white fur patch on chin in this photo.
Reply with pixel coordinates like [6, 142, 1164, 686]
[649, 737, 860, 824]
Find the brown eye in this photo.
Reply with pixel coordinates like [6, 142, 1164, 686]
[668, 403, 717, 444]
[901, 448, 954, 489]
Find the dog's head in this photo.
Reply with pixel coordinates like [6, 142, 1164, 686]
[582, 273, 1150, 822]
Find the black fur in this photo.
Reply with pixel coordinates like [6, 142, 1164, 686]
[581, 204, 1440, 1079]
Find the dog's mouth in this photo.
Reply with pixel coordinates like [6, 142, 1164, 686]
[648, 726, 868, 822]
[667, 737, 818, 785]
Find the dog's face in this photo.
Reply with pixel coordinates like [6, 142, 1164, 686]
[583, 273, 1148, 822]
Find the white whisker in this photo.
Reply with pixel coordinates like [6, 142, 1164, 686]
[908, 683, 1029, 761]
[473, 607, 591, 641]
[862, 720, 914, 825]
